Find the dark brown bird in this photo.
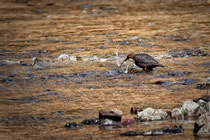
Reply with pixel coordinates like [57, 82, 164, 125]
[123, 53, 164, 71]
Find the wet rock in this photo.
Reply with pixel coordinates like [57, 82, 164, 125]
[120, 126, 184, 137]
[23, 73, 35, 80]
[120, 131, 141, 136]
[117, 40, 130, 45]
[164, 35, 188, 41]
[137, 43, 152, 47]
[0, 60, 21, 65]
[162, 126, 184, 133]
[194, 95, 210, 103]
[197, 99, 209, 112]
[196, 77, 210, 90]
[171, 108, 183, 119]
[57, 54, 69, 60]
[65, 122, 79, 128]
[99, 109, 122, 122]
[143, 129, 164, 136]
[100, 119, 121, 127]
[121, 118, 136, 127]
[98, 46, 107, 49]
[169, 49, 207, 57]
[130, 107, 143, 114]
[1, 78, 14, 83]
[181, 79, 199, 85]
[8, 97, 44, 104]
[32, 57, 43, 66]
[153, 81, 178, 87]
[39, 92, 61, 96]
[137, 108, 168, 121]
[181, 100, 199, 117]
[168, 71, 190, 77]
[199, 62, 210, 67]
[194, 112, 210, 135]
[81, 117, 99, 125]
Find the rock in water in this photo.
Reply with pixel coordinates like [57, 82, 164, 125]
[99, 109, 122, 122]
[181, 100, 199, 117]
[194, 112, 210, 135]
[137, 108, 168, 121]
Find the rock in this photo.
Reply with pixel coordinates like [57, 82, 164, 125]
[181, 100, 199, 117]
[162, 126, 184, 133]
[65, 122, 79, 128]
[181, 79, 199, 85]
[57, 54, 69, 60]
[98, 46, 107, 49]
[168, 49, 207, 57]
[196, 99, 209, 113]
[206, 77, 210, 86]
[130, 107, 143, 114]
[164, 35, 188, 41]
[120, 126, 184, 137]
[32, 57, 43, 66]
[137, 108, 168, 121]
[168, 71, 190, 77]
[99, 109, 122, 122]
[194, 112, 210, 135]
[100, 119, 121, 127]
[196, 78, 210, 90]
[193, 95, 210, 103]
[153, 81, 178, 87]
[120, 131, 141, 136]
[81, 117, 99, 125]
[0, 60, 21, 65]
[117, 40, 130, 45]
[1, 78, 14, 83]
[171, 108, 183, 119]
[142, 129, 164, 136]
[121, 118, 136, 127]
[199, 62, 210, 67]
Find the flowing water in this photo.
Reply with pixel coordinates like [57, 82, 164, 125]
[0, 0, 210, 139]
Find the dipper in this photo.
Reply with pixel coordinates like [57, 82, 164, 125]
[122, 53, 164, 71]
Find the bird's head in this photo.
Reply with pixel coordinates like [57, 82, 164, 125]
[124, 53, 136, 62]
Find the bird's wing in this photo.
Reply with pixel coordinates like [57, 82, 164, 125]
[134, 54, 159, 65]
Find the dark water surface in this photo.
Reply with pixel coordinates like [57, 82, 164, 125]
[0, 0, 209, 139]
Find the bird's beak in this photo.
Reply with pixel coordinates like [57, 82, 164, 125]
[120, 57, 129, 66]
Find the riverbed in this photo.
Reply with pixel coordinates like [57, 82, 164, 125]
[0, 0, 209, 139]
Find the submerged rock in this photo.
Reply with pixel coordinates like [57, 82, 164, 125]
[181, 79, 199, 85]
[81, 117, 99, 125]
[168, 49, 207, 57]
[120, 131, 141, 136]
[168, 71, 190, 77]
[65, 122, 80, 128]
[137, 108, 168, 121]
[120, 126, 184, 137]
[121, 118, 136, 127]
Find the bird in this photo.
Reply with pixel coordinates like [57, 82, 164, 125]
[122, 53, 164, 71]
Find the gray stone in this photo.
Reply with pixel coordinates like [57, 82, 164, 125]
[171, 108, 183, 119]
[195, 112, 210, 135]
[137, 108, 168, 121]
[181, 100, 199, 117]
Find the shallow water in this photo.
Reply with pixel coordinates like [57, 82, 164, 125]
[0, 0, 210, 139]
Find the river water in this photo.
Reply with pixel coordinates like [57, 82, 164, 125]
[0, 0, 209, 139]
